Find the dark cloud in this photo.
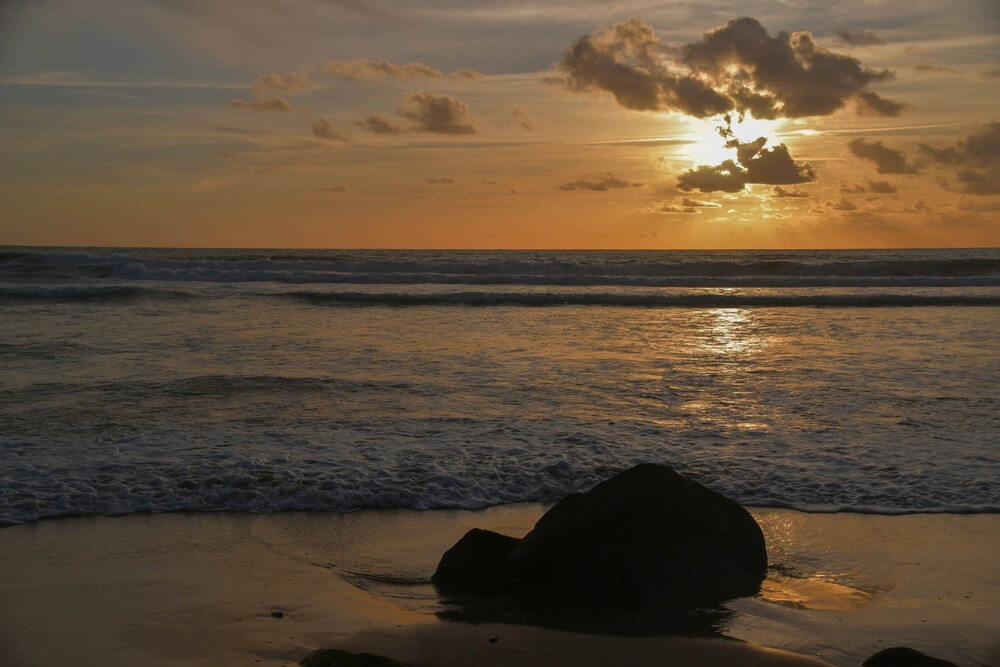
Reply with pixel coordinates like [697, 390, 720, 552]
[310, 118, 347, 141]
[917, 121, 1000, 195]
[920, 122, 1000, 166]
[833, 28, 886, 46]
[217, 150, 239, 159]
[842, 179, 897, 194]
[554, 17, 899, 120]
[227, 96, 295, 113]
[426, 177, 456, 184]
[251, 72, 316, 97]
[398, 91, 476, 135]
[320, 59, 482, 82]
[356, 114, 405, 135]
[559, 172, 643, 191]
[912, 64, 958, 74]
[675, 161, 746, 193]
[645, 202, 701, 214]
[956, 121, 1000, 165]
[855, 91, 904, 117]
[847, 138, 918, 174]
[680, 197, 721, 208]
[773, 186, 809, 198]
[832, 198, 858, 211]
[955, 168, 1000, 196]
[677, 138, 816, 193]
[642, 197, 720, 214]
[508, 105, 541, 131]
[958, 198, 1000, 212]
[322, 185, 346, 193]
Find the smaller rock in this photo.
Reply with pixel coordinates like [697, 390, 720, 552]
[270, 610, 284, 619]
[863, 647, 958, 667]
[300, 648, 406, 667]
[432, 528, 520, 594]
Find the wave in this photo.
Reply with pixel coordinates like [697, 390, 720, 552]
[3, 248, 1000, 288]
[0, 285, 192, 302]
[2, 455, 997, 527]
[282, 290, 1000, 308]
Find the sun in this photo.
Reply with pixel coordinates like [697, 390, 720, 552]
[685, 114, 782, 166]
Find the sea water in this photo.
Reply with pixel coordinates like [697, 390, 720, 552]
[1, 247, 998, 525]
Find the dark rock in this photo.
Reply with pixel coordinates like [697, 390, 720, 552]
[300, 648, 406, 667]
[270, 610, 284, 619]
[432, 528, 521, 594]
[863, 647, 958, 667]
[500, 463, 767, 609]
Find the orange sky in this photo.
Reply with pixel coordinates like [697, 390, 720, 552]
[1, 1, 998, 248]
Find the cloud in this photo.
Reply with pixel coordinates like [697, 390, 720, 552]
[641, 197, 720, 214]
[508, 105, 541, 131]
[918, 124, 1000, 165]
[217, 150, 239, 159]
[319, 59, 483, 82]
[917, 121, 1000, 195]
[680, 197, 720, 208]
[353, 92, 477, 136]
[559, 171, 643, 191]
[677, 138, 816, 193]
[847, 138, 918, 174]
[958, 198, 1000, 212]
[832, 198, 858, 211]
[426, 177, 455, 184]
[310, 118, 347, 141]
[356, 114, 405, 135]
[553, 17, 900, 120]
[398, 91, 476, 135]
[842, 179, 897, 194]
[911, 64, 958, 74]
[955, 168, 1000, 196]
[250, 71, 317, 97]
[833, 28, 886, 46]
[773, 186, 809, 198]
[227, 96, 295, 113]
[322, 185, 346, 193]
[644, 202, 701, 214]
[854, 91, 904, 117]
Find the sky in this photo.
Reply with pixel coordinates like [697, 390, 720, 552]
[1, 0, 998, 249]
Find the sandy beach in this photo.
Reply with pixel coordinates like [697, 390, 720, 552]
[1, 506, 997, 667]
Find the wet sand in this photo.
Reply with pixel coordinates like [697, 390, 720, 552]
[1, 507, 997, 666]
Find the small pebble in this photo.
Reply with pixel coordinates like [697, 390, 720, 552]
[271, 611, 284, 619]
[488, 636, 498, 644]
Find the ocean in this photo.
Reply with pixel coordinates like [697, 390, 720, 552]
[1, 247, 998, 525]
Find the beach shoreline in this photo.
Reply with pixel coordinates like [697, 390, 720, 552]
[1, 506, 997, 666]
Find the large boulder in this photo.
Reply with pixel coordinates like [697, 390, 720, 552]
[863, 647, 958, 667]
[499, 463, 767, 609]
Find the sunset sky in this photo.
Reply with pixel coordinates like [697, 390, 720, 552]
[1, 0, 998, 249]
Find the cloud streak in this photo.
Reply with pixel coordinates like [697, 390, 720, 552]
[227, 96, 296, 113]
[250, 71, 317, 97]
[319, 59, 482, 82]
[833, 28, 886, 46]
[559, 172, 643, 191]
